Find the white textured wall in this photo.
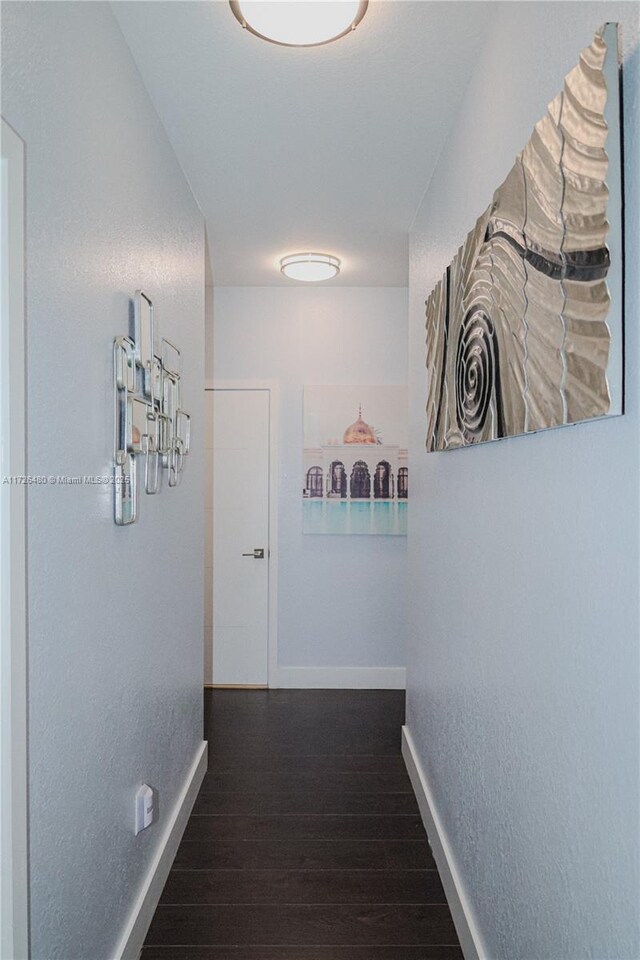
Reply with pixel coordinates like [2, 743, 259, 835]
[407, 4, 640, 959]
[210, 286, 408, 673]
[1, 4, 205, 958]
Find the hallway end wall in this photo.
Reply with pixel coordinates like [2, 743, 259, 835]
[407, 4, 639, 959]
[209, 286, 408, 683]
[1, 3, 206, 958]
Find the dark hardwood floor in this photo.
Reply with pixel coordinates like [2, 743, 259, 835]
[142, 689, 462, 960]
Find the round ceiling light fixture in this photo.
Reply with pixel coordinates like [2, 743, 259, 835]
[280, 252, 341, 282]
[229, 1, 368, 48]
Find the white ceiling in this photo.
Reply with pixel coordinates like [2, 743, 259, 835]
[113, 1, 493, 286]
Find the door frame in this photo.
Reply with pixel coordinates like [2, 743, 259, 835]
[204, 380, 279, 688]
[1, 117, 29, 960]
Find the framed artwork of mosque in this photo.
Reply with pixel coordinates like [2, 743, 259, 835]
[303, 385, 408, 536]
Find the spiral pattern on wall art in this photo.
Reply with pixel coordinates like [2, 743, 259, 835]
[455, 309, 500, 441]
[424, 24, 623, 452]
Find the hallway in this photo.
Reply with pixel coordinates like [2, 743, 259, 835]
[142, 690, 462, 958]
[2, 3, 639, 958]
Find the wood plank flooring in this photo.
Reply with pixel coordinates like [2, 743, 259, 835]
[142, 689, 462, 960]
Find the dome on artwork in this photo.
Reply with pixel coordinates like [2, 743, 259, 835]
[343, 406, 377, 444]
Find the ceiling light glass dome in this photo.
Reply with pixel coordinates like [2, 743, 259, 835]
[280, 253, 341, 282]
[230, 1, 368, 48]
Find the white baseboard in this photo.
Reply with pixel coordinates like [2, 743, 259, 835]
[115, 739, 208, 960]
[271, 666, 406, 689]
[401, 726, 486, 960]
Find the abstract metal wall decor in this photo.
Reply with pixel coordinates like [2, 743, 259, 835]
[114, 291, 191, 524]
[425, 24, 623, 452]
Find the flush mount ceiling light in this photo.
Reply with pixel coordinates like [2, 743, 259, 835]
[280, 253, 341, 282]
[229, 1, 368, 48]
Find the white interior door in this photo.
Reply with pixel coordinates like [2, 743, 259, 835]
[209, 389, 270, 685]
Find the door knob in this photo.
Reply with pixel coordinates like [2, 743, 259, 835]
[242, 548, 265, 559]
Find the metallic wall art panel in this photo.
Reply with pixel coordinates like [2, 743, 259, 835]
[113, 291, 191, 524]
[425, 24, 623, 452]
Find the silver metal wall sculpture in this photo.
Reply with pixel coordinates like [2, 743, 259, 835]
[114, 291, 191, 524]
[425, 24, 623, 452]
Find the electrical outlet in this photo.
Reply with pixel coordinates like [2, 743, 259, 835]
[135, 784, 154, 835]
